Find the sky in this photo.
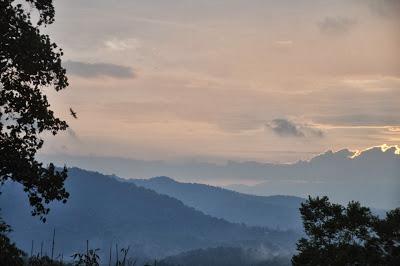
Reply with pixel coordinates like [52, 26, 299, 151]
[41, 0, 400, 163]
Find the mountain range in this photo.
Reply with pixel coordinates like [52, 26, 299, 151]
[39, 145, 400, 209]
[0, 168, 299, 261]
[227, 145, 399, 209]
[129, 176, 303, 230]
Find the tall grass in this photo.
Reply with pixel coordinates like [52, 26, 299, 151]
[23, 240, 158, 266]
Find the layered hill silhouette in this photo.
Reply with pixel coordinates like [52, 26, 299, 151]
[130, 176, 303, 230]
[0, 168, 298, 260]
[39, 144, 400, 209]
[228, 145, 400, 209]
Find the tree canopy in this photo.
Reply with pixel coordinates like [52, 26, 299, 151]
[0, 0, 69, 221]
[292, 196, 400, 265]
[0, 216, 25, 265]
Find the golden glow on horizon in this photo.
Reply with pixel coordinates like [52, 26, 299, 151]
[350, 144, 400, 159]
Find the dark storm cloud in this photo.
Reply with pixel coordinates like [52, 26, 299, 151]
[318, 17, 356, 34]
[64, 61, 134, 78]
[266, 119, 324, 138]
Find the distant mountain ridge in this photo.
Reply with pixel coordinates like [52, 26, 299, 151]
[0, 168, 299, 260]
[227, 145, 400, 209]
[128, 176, 304, 230]
[38, 144, 400, 209]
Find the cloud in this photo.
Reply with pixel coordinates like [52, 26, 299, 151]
[67, 128, 79, 141]
[274, 40, 293, 48]
[266, 119, 324, 138]
[104, 38, 141, 51]
[318, 17, 356, 34]
[313, 114, 400, 127]
[267, 119, 304, 137]
[64, 61, 134, 78]
[366, 0, 400, 18]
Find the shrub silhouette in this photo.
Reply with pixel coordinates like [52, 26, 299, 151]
[0, 217, 25, 266]
[28, 255, 67, 266]
[72, 249, 100, 266]
[292, 196, 400, 265]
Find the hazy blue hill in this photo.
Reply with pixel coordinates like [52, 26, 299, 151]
[0, 168, 298, 260]
[39, 145, 400, 209]
[130, 177, 304, 230]
[227, 146, 400, 209]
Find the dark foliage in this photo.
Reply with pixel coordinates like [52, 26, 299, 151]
[292, 196, 400, 265]
[71, 249, 100, 266]
[28, 255, 68, 266]
[0, 216, 25, 266]
[0, 0, 69, 221]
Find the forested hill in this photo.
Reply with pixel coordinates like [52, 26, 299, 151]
[0, 168, 299, 260]
[130, 176, 303, 230]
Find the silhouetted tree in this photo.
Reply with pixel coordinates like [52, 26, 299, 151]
[292, 196, 400, 265]
[1, 1, 69, 264]
[1, 0, 69, 221]
[0, 216, 25, 265]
